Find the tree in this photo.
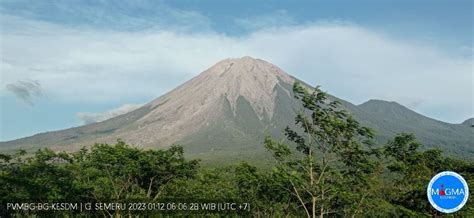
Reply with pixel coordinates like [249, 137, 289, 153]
[383, 133, 474, 216]
[0, 148, 87, 202]
[73, 140, 199, 202]
[234, 162, 299, 216]
[264, 82, 380, 217]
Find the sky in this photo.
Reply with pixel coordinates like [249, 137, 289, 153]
[0, 0, 473, 141]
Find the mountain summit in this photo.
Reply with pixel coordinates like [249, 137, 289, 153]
[1, 57, 472, 162]
[103, 56, 296, 149]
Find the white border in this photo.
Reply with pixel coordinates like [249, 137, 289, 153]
[427, 171, 469, 213]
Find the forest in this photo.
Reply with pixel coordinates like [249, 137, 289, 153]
[1, 82, 473, 217]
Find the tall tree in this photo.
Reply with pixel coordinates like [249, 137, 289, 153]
[264, 82, 380, 217]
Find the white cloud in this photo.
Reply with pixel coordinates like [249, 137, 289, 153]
[0, 16, 472, 123]
[77, 104, 144, 124]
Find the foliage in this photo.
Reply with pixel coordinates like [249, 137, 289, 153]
[0, 149, 86, 202]
[0, 136, 472, 216]
[264, 82, 383, 217]
[382, 133, 474, 216]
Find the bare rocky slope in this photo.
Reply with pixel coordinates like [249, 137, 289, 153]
[1, 57, 472, 163]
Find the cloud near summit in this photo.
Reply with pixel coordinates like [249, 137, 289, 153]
[0, 15, 472, 123]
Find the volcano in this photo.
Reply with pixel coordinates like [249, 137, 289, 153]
[1, 57, 472, 163]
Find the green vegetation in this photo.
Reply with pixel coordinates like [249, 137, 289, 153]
[263, 83, 382, 217]
[1, 82, 472, 216]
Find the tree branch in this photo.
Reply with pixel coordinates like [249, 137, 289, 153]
[289, 179, 311, 218]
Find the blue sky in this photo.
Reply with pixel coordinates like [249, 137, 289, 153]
[0, 0, 473, 141]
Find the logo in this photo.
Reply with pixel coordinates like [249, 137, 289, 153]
[427, 171, 469, 213]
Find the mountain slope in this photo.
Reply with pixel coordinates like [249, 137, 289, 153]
[1, 57, 472, 162]
[356, 100, 473, 157]
[462, 118, 474, 126]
